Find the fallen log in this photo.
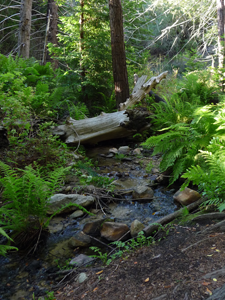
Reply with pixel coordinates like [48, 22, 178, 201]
[53, 71, 168, 145]
[143, 197, 206, 237]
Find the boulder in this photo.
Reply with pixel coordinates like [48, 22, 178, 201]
[118, 146, 130, 154]
[109, 147, 118, 154]
[69, 254, 94, 267]
[133, 148, 142, 155]
[101, 222, 130, 241]
[132, 185, 154, 200]
[77, 272, 88, 283]
[68, 231, 91, 248]
[83, 218, 113, 237]
[173, 188, 201, 206]
[130, 220, 145, 237]
[47, 193, 95, 215]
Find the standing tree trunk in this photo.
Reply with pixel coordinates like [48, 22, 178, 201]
[18, 0, 32, 58]
[217, 0, 225, 91]
[45, 0, 58, 69]
[108, 0, 129, 108]
[80, 0, 89, 107]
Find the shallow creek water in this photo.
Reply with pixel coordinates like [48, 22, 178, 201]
[0, 146, 178, 300]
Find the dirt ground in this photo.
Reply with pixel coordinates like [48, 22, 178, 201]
[52, 217, 225, 300]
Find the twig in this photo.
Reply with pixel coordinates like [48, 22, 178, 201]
[181, 237, 211, 252]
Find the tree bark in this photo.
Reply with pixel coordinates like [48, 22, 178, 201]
[143, 197, 206, 237]
[109, 0, 129, 108]
[217, 0, 225, 91]
[18, 0, 33, 58]
[53, 72, 167, 145]
[45, 0, 58, 69]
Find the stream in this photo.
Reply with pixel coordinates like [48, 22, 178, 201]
[0, 145, 178, 300]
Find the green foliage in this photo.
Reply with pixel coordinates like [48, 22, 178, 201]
[182, 138, 225, 211]
[143, 103, 225, 184]
[90, 231, 154, 266]
[0, 228, 18, 257]
[0, 161, 70, 233]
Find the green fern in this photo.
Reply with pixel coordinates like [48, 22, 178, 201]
[0, 161, 71, 232]
[0, 228, 18, 257]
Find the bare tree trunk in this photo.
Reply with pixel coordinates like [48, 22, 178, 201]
[217, 0, 225, 91]
[109, 0, 129, 108]
[45, 0, 58, 69]
[18, 0, 32, 58]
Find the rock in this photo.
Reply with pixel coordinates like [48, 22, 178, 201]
[64, 186, 72, 192]
[69, 210, 84, 219]
[173, 188, 201, 206]
[105, 153, 114, 158]
[47, 217, 64, 233]
[69, 254, 94, 267]
[100, 222, 130, 241]
[133, 148, 142, 155]
[77, 272, 88, 283]
[68, 232, 91, 248]
[130, 220, 145, 237]
[83, 218, 113, 237]
[109, 147, 118, 154]
[50, 240, 72, 258]
[47, 194, 95, 215]
[118, 146, 130, 154]
[132, 185, 154, 200]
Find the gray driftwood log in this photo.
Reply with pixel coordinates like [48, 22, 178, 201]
[53, 71, 168, 145]
[143, 197, 206, 237]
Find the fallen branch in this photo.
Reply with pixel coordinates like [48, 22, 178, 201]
[143, 197, 206, 237]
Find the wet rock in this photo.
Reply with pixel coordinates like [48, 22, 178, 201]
[101, 222, 130, 241]
[69, 210, 84, 219]
[83, 218, 113, 237]
[47, 194, 95, 215]
[49, 240, 72, 257]
[118, 146, 130, 154]
[24, 260, 42, 272]
[132, 185, 154, 200]
[105, 153, 114, 158]
[47, 217, 64, 233]
[68, 231, 91, 248]
[69, 254, 94, 267]
[173, 188, 201, 206]
[130, 220, 145, 237]
[109, 147, 118, 154]
[77, 272, 88, 283]
[133, 148, 142, 155]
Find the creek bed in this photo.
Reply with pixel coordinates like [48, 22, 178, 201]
[0, 146, 179, 300]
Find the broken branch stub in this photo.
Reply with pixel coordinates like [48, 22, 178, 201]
[118, 71, 168, 111]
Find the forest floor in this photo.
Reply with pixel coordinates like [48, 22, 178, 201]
[54, 217, 225, 300]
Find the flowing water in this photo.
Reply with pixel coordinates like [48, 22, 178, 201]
[0, 146, 178, 300]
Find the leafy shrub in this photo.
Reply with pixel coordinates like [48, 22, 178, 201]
[0, 161, 70, 233]
[182, 137, 225, 211]
[142, 104, 225, 184]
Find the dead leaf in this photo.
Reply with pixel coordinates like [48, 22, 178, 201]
[206, 288, 212, 295]
[93, 287, 98, 292]
[202, 282, 211, 286]
[207, 254, 213, 257]
[211, 247, 216, 249]
[164, 285, 172, 288]
[96, 270, 103, 275]
[213, 278, 217, 282]
[216, 249, 221, 252]
[134, 262, 137, 264]
[144, 278, 149, 282]
[81, 292, 88, 299]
